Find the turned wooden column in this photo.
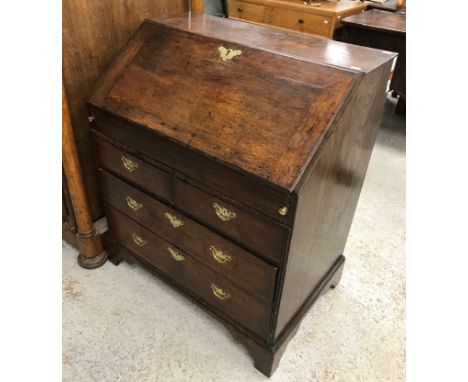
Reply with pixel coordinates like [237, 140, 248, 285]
[191, 0, 204, 12]
[62, 83, 107, 269]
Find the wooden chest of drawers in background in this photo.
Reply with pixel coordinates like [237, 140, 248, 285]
[88, 14, 395, 377]
[228, 0, 367, 38]
[341, 8, 406, 113]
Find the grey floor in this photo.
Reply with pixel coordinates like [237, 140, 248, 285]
[63, 97, 405, 382]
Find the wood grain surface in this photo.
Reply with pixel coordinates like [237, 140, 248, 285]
[90, 20, 356, 190]
[157, 13, 396, 73]
[274, 60, 393, 338]
[99, 170, 279, 304]
[88, 13, 396, 377]
[228, 0, 368, 39]
[94, 137, 173, 203]
[341, 8, 406, 35]
[365, 0, 405, 12]
[91, 112, 294, 225]
[63, 0, 187, 219]
[341, 9, 405, 113]
[173, 178, 288, 263]
[106, 204, 273, 339]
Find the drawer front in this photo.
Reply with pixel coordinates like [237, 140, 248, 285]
[269, 8, 333, 37]
[174, 179, 287, 263]
[100, 170, 278, 304]
[228, 0, 267, 23]
[94, 136, 172, 202]
[106, 205, 272, 340]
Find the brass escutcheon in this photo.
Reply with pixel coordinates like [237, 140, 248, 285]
[121, 156, 139, 173]
[212, 203, 236, 222]
[211, 283, 231, 300]
[165, 212, 184, 228]
[131, 232, 147, 247]
[167, 247, 186, 262]
[218, 46, 242, 61]
[126, 196, 142, 211]
[209, 245, 232, 264]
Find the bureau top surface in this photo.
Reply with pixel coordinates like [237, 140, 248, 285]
[152, 13, 396, 72]
[90, 14, 394, 191]
[342, 9, 406, 35]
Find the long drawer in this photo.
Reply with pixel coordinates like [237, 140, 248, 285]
[99, 170, 278, 304]
[269, 7, 333, 38]
[106, 205, 272, 340]
[228, 0, 268, 23]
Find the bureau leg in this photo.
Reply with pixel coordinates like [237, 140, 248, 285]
[104, 234, 125, 266]
[226, 257, 346, 377]
[226, 326, 292, 377]
[329, 259, 345, 289]
[252, 346, 284, 378]
[321, 255, 345, 295]
[108, 253, 124, 266]
[395, 94, 406, 115]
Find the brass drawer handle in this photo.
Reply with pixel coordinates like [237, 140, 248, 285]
[211, 283, 231, 300]
[209, 245, 232, 264]
[167, 247, 185, 262]
[165, 212, 184, 228]
[212, 202, 236, 222]
[131, 232, 147, 247]
[121, 155, 139, 173]
[126, 196, 142, 211]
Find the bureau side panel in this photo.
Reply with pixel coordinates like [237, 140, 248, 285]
[274, 62, 393, 339]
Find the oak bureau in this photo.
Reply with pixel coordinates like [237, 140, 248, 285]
[88, 13, 395, 377]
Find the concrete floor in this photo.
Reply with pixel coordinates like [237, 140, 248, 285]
[63, 97, 405, 382]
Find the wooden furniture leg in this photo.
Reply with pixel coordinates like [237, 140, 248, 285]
[62, 84, 107, 269]
[395, 94, 406, 114]
[104, 234, 135, 266]
[229, 257, 345, 376]
[191, 0, 204, 12]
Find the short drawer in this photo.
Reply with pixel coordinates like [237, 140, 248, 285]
[174, 179, 287, 263]
[228, 0, 268, 23]
[94, 137, 172, 202]
[100, 170, 278, 304]
[269, 7, 333, 38]
[106, 205, 272, 340]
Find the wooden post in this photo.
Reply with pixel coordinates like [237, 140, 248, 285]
[62, 83, 107, 269]
[191, 0, 204, 13]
